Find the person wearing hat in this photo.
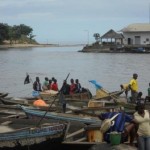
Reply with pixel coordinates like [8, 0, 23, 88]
[129, 73, 138, 103]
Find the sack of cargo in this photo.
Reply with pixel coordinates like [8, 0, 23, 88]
[100, 113, 119, 133]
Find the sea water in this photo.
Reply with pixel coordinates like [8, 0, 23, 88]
[0, 46, 149, 98]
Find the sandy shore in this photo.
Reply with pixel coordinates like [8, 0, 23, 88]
[0, 44, 84, 49]
[0, 43, 59, 49]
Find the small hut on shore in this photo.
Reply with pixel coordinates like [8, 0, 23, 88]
[101, 29, 124, 46]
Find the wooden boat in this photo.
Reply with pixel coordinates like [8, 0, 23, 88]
[0, 118, 68, 150]
[94, 90, 124, 100]
[64, 89, 92, 100]
[20, 105, 101, 125]
[0, 99, 57, 114]
[39, 89, 92, 109]
[72, 106, 120, 117]
[40, 89, 92, 101]
[39, 90, 58, 100]
[0, 92, 9, 98]
[0, 97, 33, 106]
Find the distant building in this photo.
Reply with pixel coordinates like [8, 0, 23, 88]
[101, 29, 124, 45]
[120, 23, 150, 45]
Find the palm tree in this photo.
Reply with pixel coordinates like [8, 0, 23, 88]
[93, 33, 100, 43]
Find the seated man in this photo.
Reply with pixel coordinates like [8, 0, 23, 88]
[136, 92, 145, 105]
[75, 79, 82, 93]
[99, 110, 136, 145]
[42, 77, 49, 91]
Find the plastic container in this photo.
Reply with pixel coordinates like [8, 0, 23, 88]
[109, 132, 121, 145]
[32, 91, 39, 97]
[87, 130, 103, 142]
[85, 124, 103, 142]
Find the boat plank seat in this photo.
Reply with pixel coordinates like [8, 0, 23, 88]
[1, 121, 13, 125]
[0, 125, 15, 133]
[73, 137, 87, 142]
[2, 114, 19, 119]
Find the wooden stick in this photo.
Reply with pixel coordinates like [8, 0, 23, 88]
[73, 137, 87, 142]
[66, 128, 85, 139]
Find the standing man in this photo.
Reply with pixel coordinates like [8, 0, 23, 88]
[33, 77, 42, 92]
[129, 73, 138, 103]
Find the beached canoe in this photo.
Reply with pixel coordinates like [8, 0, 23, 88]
[0, 92, 9, 98]
[0, 118, 68, 150]
[20, 105, 101, 125]
[0, 97, 33, 106]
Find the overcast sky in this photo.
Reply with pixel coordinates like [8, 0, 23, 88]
[0, 0, 150, 44]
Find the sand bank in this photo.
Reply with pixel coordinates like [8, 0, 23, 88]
[0, 44, 59, 49]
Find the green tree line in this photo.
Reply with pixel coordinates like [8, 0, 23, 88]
[0, 23, 37, 44]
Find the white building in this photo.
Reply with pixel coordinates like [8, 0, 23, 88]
[120, 23, 150, 45]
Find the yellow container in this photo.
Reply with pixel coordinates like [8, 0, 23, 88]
[87, 130, 103, 142]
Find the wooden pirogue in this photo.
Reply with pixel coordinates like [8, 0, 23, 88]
[0, 117, 68, 150]
[20, 105, 101, 125]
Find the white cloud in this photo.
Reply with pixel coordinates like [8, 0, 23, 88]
[17, 12, 54, 19]
[0, 0, 55, 7]
[0, 0, 149, 44]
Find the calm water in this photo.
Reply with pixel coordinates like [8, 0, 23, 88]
[0, 46, 149, 97]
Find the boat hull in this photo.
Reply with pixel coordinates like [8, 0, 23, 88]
[0, 123, 67, 150]
[21, 106, 100, 124]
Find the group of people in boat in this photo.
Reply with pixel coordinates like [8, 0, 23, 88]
[33, 76, 58, 92]
[62, 78, 82, 95]
[33, 76, 86, 95]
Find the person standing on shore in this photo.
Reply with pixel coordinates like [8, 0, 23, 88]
[129, 73, 138, 103]
[133, 104, 150, 150]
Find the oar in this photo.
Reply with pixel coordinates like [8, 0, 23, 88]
[36, 73, 70, 127]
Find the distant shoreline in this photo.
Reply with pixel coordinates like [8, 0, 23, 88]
[0, 44, 84, 49]
[0, 44, 58, 49]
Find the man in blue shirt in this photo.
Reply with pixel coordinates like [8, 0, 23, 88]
[99, 111, 135, 144]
